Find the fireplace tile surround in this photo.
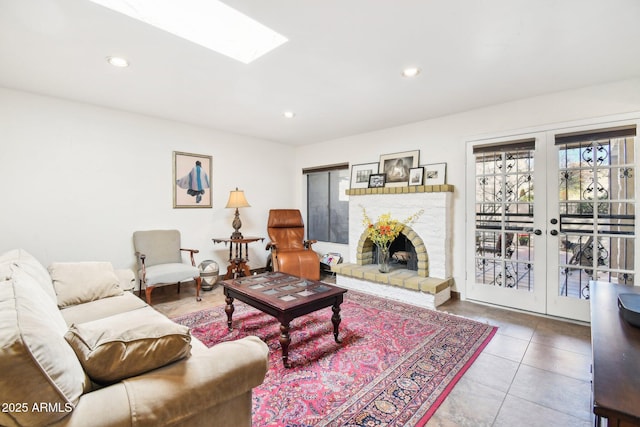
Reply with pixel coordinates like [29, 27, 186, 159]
[333, 185, 453, 309]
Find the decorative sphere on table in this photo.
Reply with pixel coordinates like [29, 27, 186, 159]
[198, 260, 219, 291]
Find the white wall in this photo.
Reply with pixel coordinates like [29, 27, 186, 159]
[0, 88, 294, 271]
[294, 78, 640, 296]
[5, 79, 640, 294]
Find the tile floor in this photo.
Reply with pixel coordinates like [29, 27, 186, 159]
[427, 299, 593, 427]
[147, 277, 594, 427]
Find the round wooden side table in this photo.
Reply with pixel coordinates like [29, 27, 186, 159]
[212, 236, 264, 279]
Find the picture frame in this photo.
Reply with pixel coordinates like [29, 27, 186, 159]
[423, 162, 447, 185]
[368, 173, 386, 188]
[350, 162, 379, 189]
[379, 150, 419, 187]
[173, 151, 212, 208]
[409, 167, 424, 185]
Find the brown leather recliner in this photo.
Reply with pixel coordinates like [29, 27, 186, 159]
[266, 209, 320, 280]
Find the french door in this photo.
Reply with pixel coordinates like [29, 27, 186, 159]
[466, 119, 638, 322]
[547, 124, 637, 320]
[466, 133, 547, 314]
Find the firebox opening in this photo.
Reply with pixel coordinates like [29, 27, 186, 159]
[372, 235, 417, 271]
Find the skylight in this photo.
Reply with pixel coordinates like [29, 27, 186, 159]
[88, 0, 288, 64]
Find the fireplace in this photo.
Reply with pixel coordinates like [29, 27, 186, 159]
[332, 186, 454, 308]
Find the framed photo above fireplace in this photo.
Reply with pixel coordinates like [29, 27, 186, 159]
[423, 162, 446, 185]
[409, 167, 424, 185]
[368, 173, 386, 188]
[379, 150, 419, 187]
[350, 162, 379, 189]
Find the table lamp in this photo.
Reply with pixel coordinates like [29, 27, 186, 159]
[225, 187, 250, 239]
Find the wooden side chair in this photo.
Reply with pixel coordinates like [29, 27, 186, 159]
[133, 229, 202, 304]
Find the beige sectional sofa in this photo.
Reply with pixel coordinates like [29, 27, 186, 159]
[0, 249, 269, 427]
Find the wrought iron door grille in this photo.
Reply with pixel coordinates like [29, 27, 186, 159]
[557, 135, 636, 296]
[475, 146, 535, 291]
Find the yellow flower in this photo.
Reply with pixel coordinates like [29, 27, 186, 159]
[361, 207, 423, 248]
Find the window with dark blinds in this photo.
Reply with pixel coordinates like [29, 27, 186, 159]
[304, 164, 349, 244]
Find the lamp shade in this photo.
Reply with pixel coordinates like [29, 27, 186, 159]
[225, 188, 250, 209]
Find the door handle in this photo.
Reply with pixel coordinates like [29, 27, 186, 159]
[550, 230, 558, 236]
[534, 229, 542, 235]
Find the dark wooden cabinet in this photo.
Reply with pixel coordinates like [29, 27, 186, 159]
[591, 281, 640, 426]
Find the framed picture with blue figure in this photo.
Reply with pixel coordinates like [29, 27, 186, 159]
[173, 151, 212, 208]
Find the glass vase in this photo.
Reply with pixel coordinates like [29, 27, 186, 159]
[377, 245, 390, 273]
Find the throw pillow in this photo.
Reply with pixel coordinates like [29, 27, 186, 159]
[0, 273, 90, 427]
[0, 248, 58, 302]
[65, 319, 191, 384]
[49, 262, 124, 308]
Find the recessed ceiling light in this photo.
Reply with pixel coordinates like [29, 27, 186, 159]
[89, 0, 288, 64]
[106, 56, 129, 67]
[401, 67, 421, 78]
[283, 111, 296, 119]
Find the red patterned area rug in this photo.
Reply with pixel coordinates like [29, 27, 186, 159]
[172, 291, 497, 427]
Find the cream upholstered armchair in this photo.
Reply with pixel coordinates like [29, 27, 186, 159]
[133, 230, 202, 304]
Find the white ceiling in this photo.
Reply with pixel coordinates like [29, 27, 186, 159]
[1, 0, 640, 145]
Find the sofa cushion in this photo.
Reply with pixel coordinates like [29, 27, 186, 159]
[60, 292, 148, 326]
[0, 271, 90, 427]
[6, 263, 69, 336]
[49, 262, 124, 308]
[65, 307, 191, 384]
[121, 336, 269, 427]
[114, 268, 136, 292]
[0, 248, 57, 303]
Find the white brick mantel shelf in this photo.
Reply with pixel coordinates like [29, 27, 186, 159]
[345, 184, 454, 196]
[335, 185, 455, 309]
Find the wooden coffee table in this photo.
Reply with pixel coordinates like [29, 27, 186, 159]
[222, 272, 347, 368]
